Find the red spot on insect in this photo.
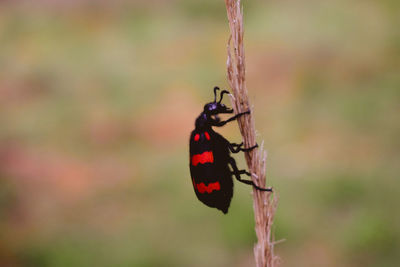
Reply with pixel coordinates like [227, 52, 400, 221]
[196, 181, 221, 194]
[191, 151, 214, 166]
[204, 132, 210, 140]
[194, 134, 200, 141]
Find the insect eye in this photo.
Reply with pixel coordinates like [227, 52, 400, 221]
[207, 104, 216, 111]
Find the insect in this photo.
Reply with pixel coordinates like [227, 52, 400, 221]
[189, 86, 272, 214]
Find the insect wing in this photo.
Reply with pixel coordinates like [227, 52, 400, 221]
[189, 130, 233, 213]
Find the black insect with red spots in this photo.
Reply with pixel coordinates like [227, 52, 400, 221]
[189, 87, 272, 214]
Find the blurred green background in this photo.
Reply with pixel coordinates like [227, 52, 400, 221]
[0, 0, 399, 266]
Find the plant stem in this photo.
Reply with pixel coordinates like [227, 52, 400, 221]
[224, 1, 279, 266]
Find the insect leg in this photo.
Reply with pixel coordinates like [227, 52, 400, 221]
[228, 142, 258, 153]
[229, 157, 272, 191]
[213, 110, 250, 127]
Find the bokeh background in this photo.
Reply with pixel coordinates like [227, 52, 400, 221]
[1, 0, 399, 266]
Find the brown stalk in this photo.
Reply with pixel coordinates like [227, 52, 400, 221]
[224, 0, 279, 266]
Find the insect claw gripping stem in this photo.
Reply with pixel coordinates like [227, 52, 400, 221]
[232, 170, 272, 192]
[229, 142, 258, 153]
[244, 143, 258, 152]
[229, 158, 272, 192]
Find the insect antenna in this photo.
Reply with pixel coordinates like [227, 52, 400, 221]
[218, 90, 230, 103]
[213, 86, 220, 102]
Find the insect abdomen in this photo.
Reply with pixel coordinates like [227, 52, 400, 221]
[189, 130, 233, 213]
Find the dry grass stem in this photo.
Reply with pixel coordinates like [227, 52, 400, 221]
[224, 0, 279, 266]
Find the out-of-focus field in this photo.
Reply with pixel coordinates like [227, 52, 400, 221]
[0, 0, 399, 266]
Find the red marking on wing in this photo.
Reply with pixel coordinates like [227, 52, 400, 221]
[204, 131, 210, 140]
[191, 151, 214, 166]
[194, 134, 200, 141]
[196, 181, 221, 194]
